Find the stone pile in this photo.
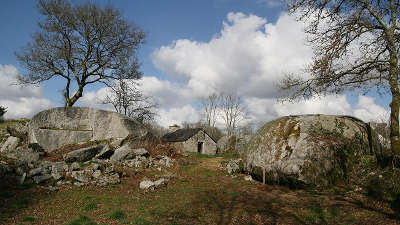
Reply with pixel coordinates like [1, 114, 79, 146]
[0, 122, 175, 190]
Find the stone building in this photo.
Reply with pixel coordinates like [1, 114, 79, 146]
[162, 128, 217, 155]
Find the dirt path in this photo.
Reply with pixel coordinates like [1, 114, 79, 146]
[198, 156, 225, 171]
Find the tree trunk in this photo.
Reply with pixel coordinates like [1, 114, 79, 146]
[389, 53, 400, 157]
[65, 87, 83, 107]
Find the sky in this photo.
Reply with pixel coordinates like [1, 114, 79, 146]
[0, 0, 391, 128]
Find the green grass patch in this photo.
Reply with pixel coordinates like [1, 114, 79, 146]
[218, 153, 239, 159]
[132, 216, 151, 225]
[22, 216, 35, 222]
[83, 202, 98, 211]
[107, 209, 127, 220]
[65, 214, 97, 225]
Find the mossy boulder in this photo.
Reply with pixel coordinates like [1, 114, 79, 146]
[245, 114, 382, 186]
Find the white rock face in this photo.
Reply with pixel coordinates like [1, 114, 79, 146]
[28, 107, 147, 151]
[245, 115, 381, 186]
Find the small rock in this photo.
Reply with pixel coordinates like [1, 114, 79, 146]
[244, 175, 253, 181]
[92, 170, 102, 179]
[95, 173, 120, 186]
[139, 178, 168, 192]
[110, 145, 149, 162]
[95, 145, 114, 159]
[139, 179, 155, 191]
[74, 182, 85, 187]
[71, 171, 90, 183]
[33, 174, 52, 184]
[19, 173, 26, 184]
[226, 159, 242, 175]
[51, 164, 65, 180]
[42, 186, 59, 191]
[63, 145, 103, 163]
[70, 162, 80, 171]
[15, 167, 25, 176]
[28, 167, 43, 178]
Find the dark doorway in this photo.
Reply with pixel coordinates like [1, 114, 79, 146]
[197, 142, 203, 153]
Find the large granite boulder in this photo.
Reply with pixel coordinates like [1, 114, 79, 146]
[245, 115, 382, 186]
[28, 107, 147, 151]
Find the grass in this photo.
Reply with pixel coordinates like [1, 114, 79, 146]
[107, 209, 127, 220]
[83, 202, 98, 211]
[0, 154, 398, 224]
[66, 215, 97, 225]
[22, 216, 35, 222]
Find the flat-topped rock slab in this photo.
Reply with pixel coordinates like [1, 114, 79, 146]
[28, 107, 146, 151]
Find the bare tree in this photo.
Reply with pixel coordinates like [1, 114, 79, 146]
[201, 93, 220, 127]
[101, 79, 157, 123]
[16, 0, 145, 107]
[219, 94, 246, 136]
[280, 0, 400, 156]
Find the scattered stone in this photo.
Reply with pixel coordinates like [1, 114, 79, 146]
[19, 173, 26, 184]
[42, 186, 59, 191]
[33, 174, 52, 184]
[15, 166, 25, 176]
[51, 163, 65, 180]
[28, 168, 43, 178]
[95, 173, 120, 186]
[92, 170, 101, 179]
[74, 182, 85, 187]
[139, 179, 155, 191]
[71, 171, 90, 183]
[110, 145, 149, 162]
[63, 145, 103, 163]
[95, 145, 114, 159]
[70, 162, 80, 171]
[139, 178, 168, 192]
[244, 175, 253, 181]
[226, 159, 242, 175]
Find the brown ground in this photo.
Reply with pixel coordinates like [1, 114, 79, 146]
[0, 155, 399, 225]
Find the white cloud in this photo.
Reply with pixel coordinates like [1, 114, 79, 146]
[353, 95, 389, 123]
[152, 12, 312, 99]
[156, 105, 201, 128]
[245, 94, 389, 125]
[77, 12, 390, 128]
[0, 65, 54, 119]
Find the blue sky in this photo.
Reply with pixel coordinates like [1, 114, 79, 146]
[0, 0, 391, 127]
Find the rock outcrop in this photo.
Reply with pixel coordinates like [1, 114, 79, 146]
[245, 115, 382, 186]
[28, 107, 147, 151]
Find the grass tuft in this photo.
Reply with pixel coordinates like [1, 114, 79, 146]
[107, 209, 127, 220]
[65, 214, 97, 225]
[22, 216, 35, 222]
[83, 202, 98, 211]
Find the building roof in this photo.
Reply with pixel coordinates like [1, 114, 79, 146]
[162, 128, 217, 143]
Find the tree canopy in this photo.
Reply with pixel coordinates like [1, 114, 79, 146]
[16, 0, 146, 107]
[280, 0, 400, 156]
